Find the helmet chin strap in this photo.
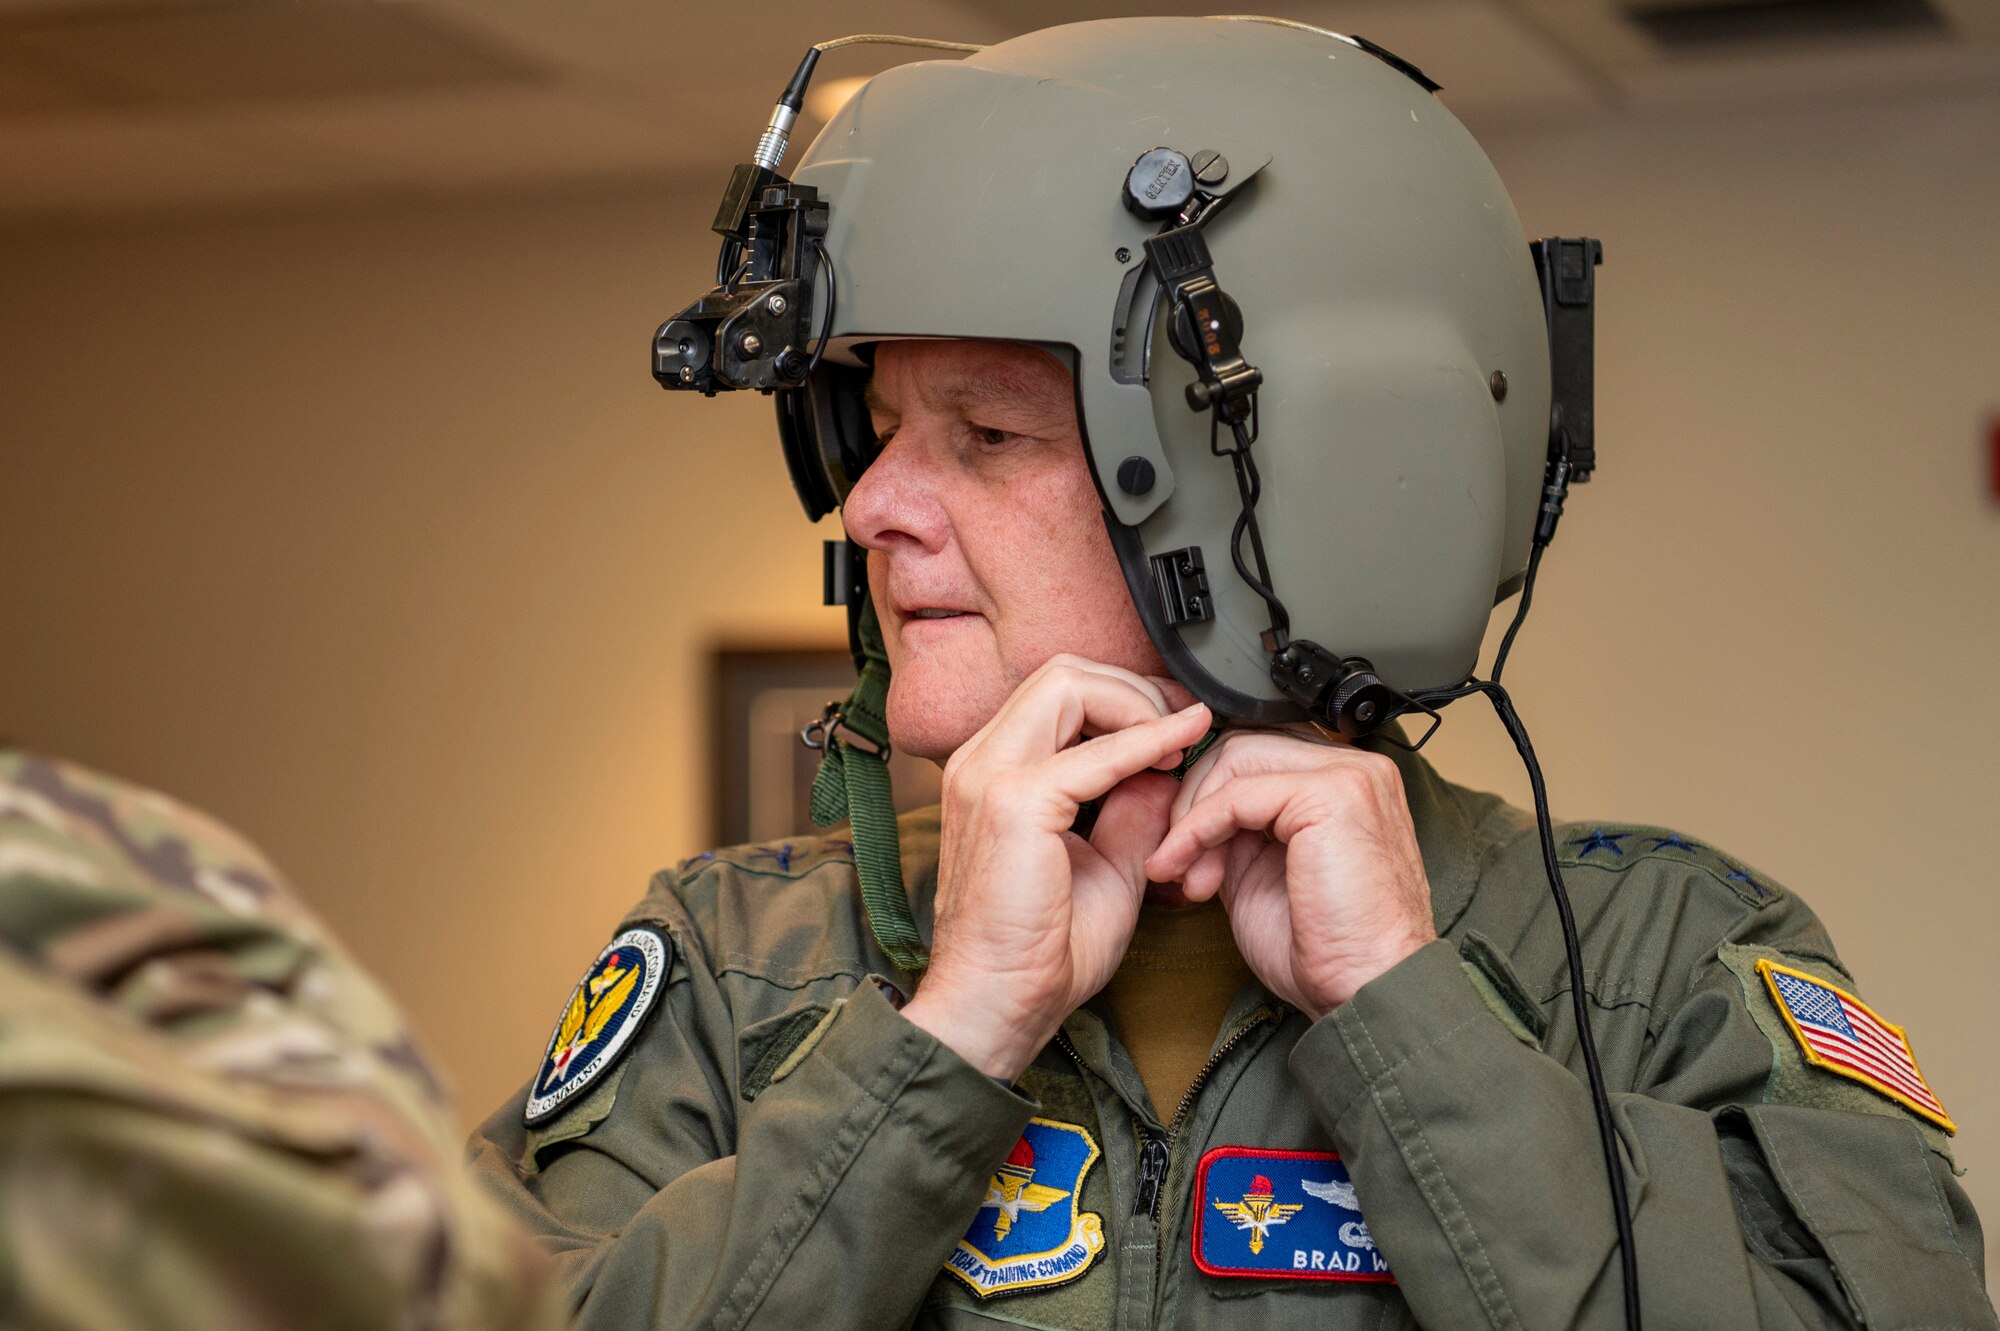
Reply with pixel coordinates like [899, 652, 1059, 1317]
[805, 588, 928, 975]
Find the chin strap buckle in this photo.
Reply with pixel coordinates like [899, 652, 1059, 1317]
[800, 702, 890, 760]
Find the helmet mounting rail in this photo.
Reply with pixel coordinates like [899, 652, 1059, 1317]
[1136, 174, 1408, 741]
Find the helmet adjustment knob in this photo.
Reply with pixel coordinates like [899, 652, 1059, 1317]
[1115, 455, 1156, 496]
[1123, 147, 1195, 220]
[1271, 640, 1399, 738]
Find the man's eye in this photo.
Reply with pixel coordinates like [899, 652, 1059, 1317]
[974, 426, 1016, 448]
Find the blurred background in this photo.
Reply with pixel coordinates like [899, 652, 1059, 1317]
[2, 0, 1996, 1262]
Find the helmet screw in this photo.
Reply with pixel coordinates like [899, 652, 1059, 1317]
[1490, 370, 1508, 402]
[1299, 666, 1315, 684]
[776, 349, 809, 379]
[1355, 700, 1378, 724]
[1115, 456, 1156, 496]
[1114, 246, 1132, 264]
[1190, 149, 1229, 186]
[767, 294, 787, 315]
[740, 332, 763, 356]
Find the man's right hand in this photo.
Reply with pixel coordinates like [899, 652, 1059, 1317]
[898, 655, 1209, 1082]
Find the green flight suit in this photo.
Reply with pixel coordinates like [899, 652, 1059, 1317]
[468, 741, 1995, 1330]
[0, 751, 565, 1331]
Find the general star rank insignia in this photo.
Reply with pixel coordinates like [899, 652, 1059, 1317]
[1193, 1147, 1394, 1283]
[524, 925, 671, 1126]
[943, 1118, 1106, 1298]
[1757, 958, 1955, 1133]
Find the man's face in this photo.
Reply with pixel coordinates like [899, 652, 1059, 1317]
[843, 340, 1168, 760]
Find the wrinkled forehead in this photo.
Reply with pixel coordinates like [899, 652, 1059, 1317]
[861, 338, 1074, 419]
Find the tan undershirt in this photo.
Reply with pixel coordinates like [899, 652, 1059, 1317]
[1098, 898, 1255, 1119]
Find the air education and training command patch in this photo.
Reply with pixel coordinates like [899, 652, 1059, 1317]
[1194, 1147, 1395, 1283]
[1757, 958, 1956, 1134]
[524, 925, 671, 1127]
[944, 1117, 1106, 1299]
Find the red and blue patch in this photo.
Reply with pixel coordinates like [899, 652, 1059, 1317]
[943, 1118, 1106, 1298]
[1193, 1147, 1394, 1283]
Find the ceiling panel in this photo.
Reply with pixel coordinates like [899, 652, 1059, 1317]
[1275, 1, 1609, 120]
[0, 0, 1992, 226]
[1619, 29, 2000, 106]
[435, 0, 1012, 149]
[0, 0, 547, 108]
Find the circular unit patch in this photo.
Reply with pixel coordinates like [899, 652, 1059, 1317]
[524, 925, 671, 1126]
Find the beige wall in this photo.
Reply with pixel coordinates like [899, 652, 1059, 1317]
[4, 85, 1997, 1261]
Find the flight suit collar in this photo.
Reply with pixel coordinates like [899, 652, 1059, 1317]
[1364, 731, 1484, 938]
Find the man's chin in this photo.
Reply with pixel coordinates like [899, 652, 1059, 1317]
[883, 670, 1003, 763]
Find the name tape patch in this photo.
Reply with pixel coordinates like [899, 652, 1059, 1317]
[1757, 958, 1955, 1134]
[943, 1117, 1106, 1299]
[524, 925, 671, 1126]
[1193, 1146, 1394, 1283]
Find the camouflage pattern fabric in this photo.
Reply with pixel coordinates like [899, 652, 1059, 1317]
[0, 750, 565, 1331]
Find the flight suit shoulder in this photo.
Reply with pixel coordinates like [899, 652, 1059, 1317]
[629, 806, 941, 993]
[1464, 814, 1843, 1025]
[504, 810, 944, 1156]
[1546, 818, 1849, 983]
[1549, 819, 1790, 912]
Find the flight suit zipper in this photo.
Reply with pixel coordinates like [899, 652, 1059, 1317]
[1055, 1010, 1279, 1221]
[1134, 1132, 1171, 1219]
[1055, 1007, 1279, 1328]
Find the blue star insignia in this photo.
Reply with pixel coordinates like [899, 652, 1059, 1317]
[1645, 834, 1704, 855]
[750, 844, 797, 871]
[1567, 830, 1629, 859]
[1724, 865, 1770, 897]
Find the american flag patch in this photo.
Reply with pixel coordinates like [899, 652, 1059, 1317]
[1756, 959, 1955, 1134]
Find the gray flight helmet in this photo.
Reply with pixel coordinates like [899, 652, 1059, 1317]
[788, 16, 1551, 720]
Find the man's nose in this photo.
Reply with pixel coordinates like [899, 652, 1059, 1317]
[841, 429, 947, 554]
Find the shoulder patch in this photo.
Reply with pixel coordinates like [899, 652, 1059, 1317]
[1194, 1147, 1395, 1283]
[524, 925, 672, 1127]
[1755, 957, 1954, 1134]
[943, 1118, 1106, 1299]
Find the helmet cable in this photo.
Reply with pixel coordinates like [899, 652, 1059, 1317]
[1410, 676, 1641, 1330]
[1489, 541, 1545, 684]
[811, 34, 986, 55]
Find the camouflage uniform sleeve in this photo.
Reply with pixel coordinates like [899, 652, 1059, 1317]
[1285, 833, 1995, 1331]
[0, 751, 566, 1331]
[464, 859, 1036, 1330]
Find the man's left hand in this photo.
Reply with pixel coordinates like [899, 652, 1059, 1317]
[1143, 731, 1436, 1020]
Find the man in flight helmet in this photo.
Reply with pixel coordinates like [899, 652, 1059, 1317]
[468, 18, 1993, 1329]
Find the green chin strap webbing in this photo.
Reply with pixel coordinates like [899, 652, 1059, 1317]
[809, 592, 928, 974]
[808, 589, 1222, 978]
